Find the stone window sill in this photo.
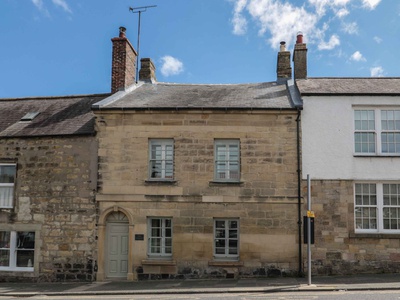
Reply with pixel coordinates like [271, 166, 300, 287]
[209, 181, 244, 187]
[141, 260, 176, 266]
[354, 155, 400, 158]
[350, 233, 400, 239]
[144, 180, 177, 185]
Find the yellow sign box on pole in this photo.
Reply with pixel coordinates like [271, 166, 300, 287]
[307, 210, 315, 218]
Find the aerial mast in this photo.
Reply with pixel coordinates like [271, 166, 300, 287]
[129, 5, 157, 83]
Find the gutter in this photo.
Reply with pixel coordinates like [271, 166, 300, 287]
[300, 92, 400, 96]
[91, 106, 297, 112]
[296, 109, 302, 276]
[286, 79, 304, 276]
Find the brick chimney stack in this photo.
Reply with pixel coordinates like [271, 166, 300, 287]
[293, 32, 307, 80]
[276, 41, 292, 83]
[139, 58, 157, 82]
[111, 26, 137, 93]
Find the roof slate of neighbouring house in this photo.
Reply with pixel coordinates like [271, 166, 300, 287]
[296, 78, 400, 96]
[0, 94, 109, 137]
[93, 82, 295, 110]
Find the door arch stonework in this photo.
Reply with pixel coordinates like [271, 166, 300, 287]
[97, 207, 135, 281]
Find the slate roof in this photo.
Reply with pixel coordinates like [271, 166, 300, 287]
[296, 78, 400, 96]
[93, 82, 295, 110]
[0, 94, 109, 137]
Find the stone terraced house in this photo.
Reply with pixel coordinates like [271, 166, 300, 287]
[0, 94, 107, 281]
[290, 33, 400, 275]
[298, 76, 400, 275]
[92, 27, 303, 281]
[3, 25, 400, 282]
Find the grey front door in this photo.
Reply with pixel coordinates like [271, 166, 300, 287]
[106, 222, 129, 278]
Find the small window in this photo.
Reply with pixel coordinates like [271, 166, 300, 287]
[355, 183, 377, 230]
[214, 140, 240, 182]
[147, 217, 172, 258]
[214, 219, 239, 260]
[0, 231, 35, 271]
[20, 112, 40, 121]
[354, 110, 376, 154]
[0, 164, 16, 208]
[149, 139, 174, 180]
[382, 184, 400, 230]
[381, 110, 400, 154]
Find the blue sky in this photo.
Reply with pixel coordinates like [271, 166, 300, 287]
[1, 0, 399, 98]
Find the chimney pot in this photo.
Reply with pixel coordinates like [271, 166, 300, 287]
[119, 26, 126, 38]
[296, 31, 303, 44]
[280, 41, 286, 52]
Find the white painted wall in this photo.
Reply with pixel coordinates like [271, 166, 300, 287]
[301, 96, 400, 180]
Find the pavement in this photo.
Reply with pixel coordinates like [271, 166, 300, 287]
[1, 273, 400, 297]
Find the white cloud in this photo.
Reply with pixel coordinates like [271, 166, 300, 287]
[52, 0, 72, 13]
[229, 0, 354, 51]
[318, 34, 340, 50]
[31, 0, 44, 9]
[336, 8, 349, 18]
[160, 56, 184, 77]
[232, 0, 248, 35]
[308, 0, 351, 17]
[370, 66, 384, 77]
[342, 22, 358, 34]
[32, 0, 71, 14]
[362, 0, 381, 10]
[373, 36, 382, 43]
[350, 51, 366, 61]
[243, 0, 319, 49]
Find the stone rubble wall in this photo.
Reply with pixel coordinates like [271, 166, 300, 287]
[0, 136, 98, 282]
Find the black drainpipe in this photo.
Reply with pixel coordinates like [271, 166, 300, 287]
[296, 108, 303, 276]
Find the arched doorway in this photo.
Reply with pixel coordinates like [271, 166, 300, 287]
[105, 211, 129, 278]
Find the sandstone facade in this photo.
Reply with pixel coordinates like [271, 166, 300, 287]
[95, 109, 300, 280]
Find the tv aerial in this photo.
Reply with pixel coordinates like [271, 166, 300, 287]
[129, 5, 157, 83]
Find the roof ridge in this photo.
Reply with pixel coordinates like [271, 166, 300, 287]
[0, 93, 111, 101]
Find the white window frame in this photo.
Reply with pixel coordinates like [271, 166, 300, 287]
[213, 219, 239, 261]
[147, 217, 172, 258]
[0, 164, 16, 208]
[148, 139, 174, 181]
[214, 139, 240, 182]
[354, 108, 400, 156]
[354, 182, 400, 234]
[0, 231, 35, 272]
